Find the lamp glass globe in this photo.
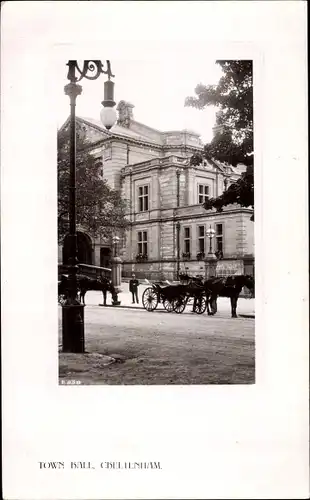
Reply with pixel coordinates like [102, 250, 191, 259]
[100, 107, 117, 130]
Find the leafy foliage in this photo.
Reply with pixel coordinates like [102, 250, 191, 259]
[204, 164, 254, 213]
[58, 124, 129, 243]
[185, 60, 254, 219]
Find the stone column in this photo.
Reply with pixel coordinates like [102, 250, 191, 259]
[204, 253, 218, 279]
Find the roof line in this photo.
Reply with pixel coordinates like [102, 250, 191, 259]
[132, 120, 201, 138]
[58, 116, 203, 153]
[130, 120, 163, 134]
[78, 117, 110, 135]
[58, 116, 70, 133]
[205, 156, 226, 173]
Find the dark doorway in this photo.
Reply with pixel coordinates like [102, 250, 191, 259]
[100, 247, 111, 268]
[63, 231, 93, 265]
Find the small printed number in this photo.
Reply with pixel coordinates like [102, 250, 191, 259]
[60, 380, 81, 385]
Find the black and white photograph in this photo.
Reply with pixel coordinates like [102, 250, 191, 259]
[2, 2, 308, 499]
[57, 58, 255, 385]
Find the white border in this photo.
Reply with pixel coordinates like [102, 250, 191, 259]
[2, 2, 308, 499]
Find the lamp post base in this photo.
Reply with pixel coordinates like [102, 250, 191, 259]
[205, 253, 218, 279]
[111, 255, 122, 306]
[62, 303, 85, 353]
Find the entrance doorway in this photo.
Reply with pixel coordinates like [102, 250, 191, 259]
[100, 247, 111, 268]
[63, 231, 93, 265]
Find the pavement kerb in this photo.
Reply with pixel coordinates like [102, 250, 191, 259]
[99, 304, 143, 311]
[96, 305, 255, 317]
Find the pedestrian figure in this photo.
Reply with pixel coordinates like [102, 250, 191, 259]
[129, 273, 140, 304]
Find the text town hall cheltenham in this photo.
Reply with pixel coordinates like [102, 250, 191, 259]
[58, 101, 254, 280]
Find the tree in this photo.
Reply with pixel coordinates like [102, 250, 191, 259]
[185, 60, 254, 219]
[58, 124, 129, 243]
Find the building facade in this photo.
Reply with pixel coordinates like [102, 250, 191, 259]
[58, 101, 254, 280]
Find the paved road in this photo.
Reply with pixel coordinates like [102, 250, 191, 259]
[59, 304, 255, 385]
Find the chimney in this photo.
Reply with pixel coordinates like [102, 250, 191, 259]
[117, 100, 135, 128]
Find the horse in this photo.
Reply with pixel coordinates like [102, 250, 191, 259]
[204, 274, 255, 318]
[77, 275, 117, 306]
[58, 274, 116, 306]
[179, 272, 194, 283]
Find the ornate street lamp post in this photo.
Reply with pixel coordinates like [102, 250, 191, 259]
[62, 60, 117, 353]
[176, 221, 181, 280]
[205, 225, 218, 279]
[112, 235, 120, 257]
[206, 225, 216, 254]
[110, 235, 122, 306]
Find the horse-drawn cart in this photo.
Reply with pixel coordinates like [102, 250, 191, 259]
[142, 281, 207, 314]
[58, 263, 113, 305]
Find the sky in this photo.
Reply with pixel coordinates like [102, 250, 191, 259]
[56, 58, 223, 143]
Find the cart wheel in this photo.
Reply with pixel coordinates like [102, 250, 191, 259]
[142, 287, 159, 311]
[194, 296, 207, 314]
[173, 296, 187, 314]
[163, 298, 174, 312]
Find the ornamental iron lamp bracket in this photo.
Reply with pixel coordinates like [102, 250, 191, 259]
[66, 60, 114, 83]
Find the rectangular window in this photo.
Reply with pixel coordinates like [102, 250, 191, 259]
[184, 227, 191, 254]
[215, 223, 223, 253]
[137, 230, 148, 255]
[94, 159, 103, 178]
[138, 185, 149, 212]
[198, 184, 210, 204]
[197, 225, 205, 253]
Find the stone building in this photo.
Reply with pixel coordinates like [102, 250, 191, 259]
[58, 101, 254, 280]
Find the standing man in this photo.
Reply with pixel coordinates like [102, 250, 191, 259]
[129, 273, 139, 304]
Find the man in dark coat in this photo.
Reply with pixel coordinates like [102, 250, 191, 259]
[129, 273, 139, 304]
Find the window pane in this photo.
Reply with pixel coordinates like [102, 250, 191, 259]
[144, 185, 148, 195]
[138, 231, 142, 242]
[204, 185, 209, 195]
[143, 231, 147, 241]
[185, 240, 190, 253]
[199, 195, 203, 204]
[199, 239, 205, 252]
[139, 198, 143, 212]
[138, 186, 143, 196]
[138, 243, 142, 254]
[185, 227, 190, 238]
[143, 242, 148, 255]
[216, 224, 223, 235]
[198, 226, 204, 237]
[198, 185, 203, 194]
[145, 197, 148, 211]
